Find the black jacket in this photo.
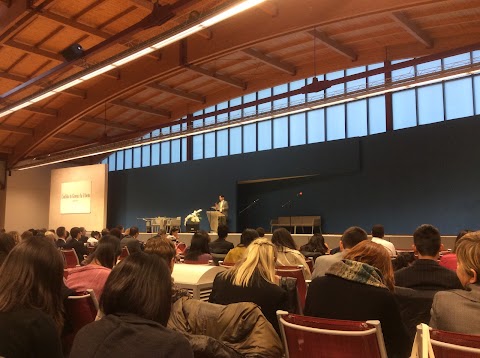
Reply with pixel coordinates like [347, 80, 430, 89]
[70, 314, 193, 358]
[64, 238, 88, 264]
[209, 238, 234, 254]
[305, 275, 411, 358]
[394, 259, 463, 291]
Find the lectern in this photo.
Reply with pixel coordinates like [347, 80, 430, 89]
[206, 210, 224, 232]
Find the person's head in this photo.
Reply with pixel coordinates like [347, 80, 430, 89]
[101, 228, 110, 237]
[7, 231, 20, 246]
[453, 230, 472, 252]
[56, 226, 66, 239]
[156, 229, 167, 239]
[256, 227, 265, 238]
[303, 233, 328, 254]
[344, 240, 395, 291]
[371, 224, 385, 238]
[90, 231, 101, 239]
[240, 228, 260, 247]
[145, 236, 176, 272]
[217, 224, 229, 240]
[129, 226, 139, 238]
[170, 227, 180, 238]
[413, 224, 442, 258]
[219, 195, 224, 202]
[185, 231, 210, 260]
[101, 253, 172, 325]
[116, 225, 124, 233]
[272, 227, 296, 250]
[85, 235, 121, 269]
[109, 228, 122, 239]
[0, 236, 64, 329]
[454, 231, 480, 287]
[21, 230, 33, 241]
[0, 233, 16, 264]
[340, 226, 368, 250]
[226, 238, 278, 286]
[70, 227, 81, 240]
[44, 231, 56, 243]
[79, 227, 87, 236]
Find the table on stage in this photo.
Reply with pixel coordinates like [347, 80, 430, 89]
[206, 210, 225, 232]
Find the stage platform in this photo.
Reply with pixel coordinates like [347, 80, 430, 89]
[137, 232, 457, 251]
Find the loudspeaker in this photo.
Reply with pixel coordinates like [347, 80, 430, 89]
[61, 43, 84, 62]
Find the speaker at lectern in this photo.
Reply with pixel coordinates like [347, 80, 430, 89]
[206, 210, 224, 232]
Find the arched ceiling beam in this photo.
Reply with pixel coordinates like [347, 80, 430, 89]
[391, 11, 433, 48]
[308, 29, 357, 61]
[185, 64, 247, 90]
[147, 83, 205, 104]
[80, 115, 139, 131]
[110, 99, 171, 119]
[243, 48, 296, 75]
[0, 123, 32, 135]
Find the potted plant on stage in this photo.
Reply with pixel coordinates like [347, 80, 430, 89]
[184, 209, 202, 232]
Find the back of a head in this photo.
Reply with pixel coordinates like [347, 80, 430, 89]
[271, 227, 296, 250]
[0, 236, 64, 327]
[341, 226, 368, 249]
[217, 225, 229, 239]
[129, 226, 139, 237]
[70, 227, 81, 239]
[109, 228, 122, 239]
[303, 233, 328, 253]
[240, 228, 260, 247]
[100, 253, 172, 325]
[230, 238, 277, 286]
[344, 240, 394, 291]
[185, 231, 210, 260]
[455, 231, 480, 284]
[21, 230, 33, 241]
[0, 233, 16, 256]
[256, 227, 265, 237]
[145, 236, 176, 263]
[101, 228, 110, 237]
[371, 224, 385, 238]
[413, 224, 441, 257]
[56, 226, 66, 238]
[87, 235, 121, 269]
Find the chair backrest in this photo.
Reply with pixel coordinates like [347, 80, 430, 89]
[175, 242, 187, 255]
[275, 266, 307, 313]
[61, 248, 80, 268]
[277, 311, 388, 358]
[430, 327, 480, 357]
[62, 289, 99, 355]
[183, 259, 211, 265]
[305, 258, 314, 272]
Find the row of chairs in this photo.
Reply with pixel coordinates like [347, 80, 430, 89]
[276, 311, 480, 358]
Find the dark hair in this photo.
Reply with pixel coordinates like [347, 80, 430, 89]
[217, 225, 229, 240]
[372, 224, 385, 238]
[219, 195, 224, 199]
[101, 228, 110, 237]
[116, 225, 124, 232]
[21, 230, 33, 240]
[454, 230, 472, 252]
[240, 228, 260, 247]
[256, 227, 265, 237]
[56, 226, 66, 238]
[341, 226, 368, 249]
[413, 224, 441, 257]
[170, 227, 180, 235]
[90, 231, 100, 239]
[0, 233, 16, 265]
[392, 252, 415, 271]
[70, 227, 81, 240]
[85, 235, 121, 269]
[100, 253, 172, 325]
[185, 231, 211, 261]
[109, 228, 122, 239]
[0, 236, 64, 330]
[272, 228, 296, 250]
[79, 227, 86, 233]
[129, 226, 139, 237]
[145, 237, 176, 264]
[300, 233, 328, 254]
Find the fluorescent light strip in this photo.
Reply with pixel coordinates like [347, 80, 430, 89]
[14, 66, 480, 170]
[0, 0, 267, 120]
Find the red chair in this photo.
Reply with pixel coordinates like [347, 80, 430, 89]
[63, 269, 69, 279]
[413, 324, 480, 358]
[277, 311, 387, 358]
[275, 266, 307, 314]
[62, 289, 99, 355]
[305, 258, 314, 273]
[175, 242, 187, 255]
[61, 248, 80, 268]
[118, 246, 130, 261]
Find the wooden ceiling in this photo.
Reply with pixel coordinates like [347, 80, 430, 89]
[1, 0, 480, 168]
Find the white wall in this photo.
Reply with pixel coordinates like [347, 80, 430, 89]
[4, 165, 66, 232]
[49, 164, 107, 232]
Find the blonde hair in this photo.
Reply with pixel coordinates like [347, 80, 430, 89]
[224, 238, 277, 287]
[456, 231, 480, 282]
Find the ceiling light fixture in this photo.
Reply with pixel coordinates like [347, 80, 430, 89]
[0, 0, 267, 119]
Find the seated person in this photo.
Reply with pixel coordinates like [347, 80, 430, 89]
[430, 231, 480, 334]
[119, 226, 142, 254]
[371, 224, 397, 256]
[209, 238, 288, 334]
[144, 236, 190, 302]
[305, 241, 410, 358]
[0, 236, 64, 358]
[66, 235, 120, 300]
[209, 224, 234, 254]
[70, 253, 193, 358]
[223, 228, 259, 264]
[0, 233, 16, 266]
[167, 227, 181, 243]
[439, 230, 470, 271]
[64, 227, 89, 264]
[184, 231, 213, 263]
[256, 227, 266, 238]
[312, 226, 367, 278]
[272, 228, 311, 279]
[87, 231, 101, 246]
[299, 233, 329, 261]
[395, 224, 462, 290]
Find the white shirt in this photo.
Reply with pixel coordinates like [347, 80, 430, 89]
[371, 237, 397, 256]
